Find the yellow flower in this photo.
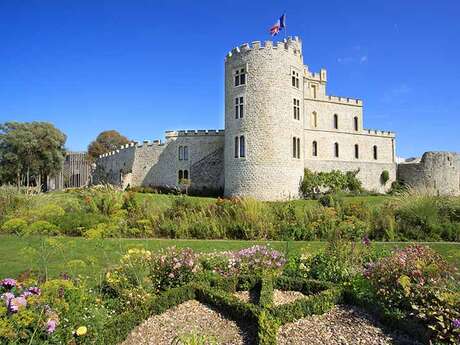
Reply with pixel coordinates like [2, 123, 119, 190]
[76, 326, 87, 336]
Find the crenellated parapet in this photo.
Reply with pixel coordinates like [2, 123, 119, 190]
[363, 129, 396, 137]
[225, 36, 302, 61]
[165, 129, 225, 138]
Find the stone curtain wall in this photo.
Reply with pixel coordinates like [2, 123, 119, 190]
[398, 152, 460, 196]
[94, 131, 225, 192]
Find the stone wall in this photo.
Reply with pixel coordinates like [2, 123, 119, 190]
[398, 151, 460, 196]
[94, 131, 225, 192]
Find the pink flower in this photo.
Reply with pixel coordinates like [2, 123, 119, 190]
[9, 296, 27, 312]
[1, 292, 14, 307]
[28, 286, 41, 295]
[46, 319, 57, 334]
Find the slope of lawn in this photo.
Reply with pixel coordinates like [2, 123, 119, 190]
[0, 235, 458, 285]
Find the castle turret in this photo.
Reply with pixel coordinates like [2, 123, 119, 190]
[224, 37, 305, 200]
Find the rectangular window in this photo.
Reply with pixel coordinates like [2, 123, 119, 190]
[178, 146, 184, 160]
[296, 138, 300, 159]
[291, 70, 299, 88]
[293, 137, 297, 158]
[311, 84, 317, 98]
[234, 68, 246, 87]
[235, 96, 244, 119]
[234, 136, 239, 158]
[293, 98, 300, 120]
[183, 146, 189, 161]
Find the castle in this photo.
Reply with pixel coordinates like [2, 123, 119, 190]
[93, 36, 459, 200]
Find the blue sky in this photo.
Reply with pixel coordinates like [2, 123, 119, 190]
[0, 0, 459, 158]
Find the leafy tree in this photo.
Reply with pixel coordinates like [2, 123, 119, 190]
[300, 169, 362, 198]
[87, 130, 130, 161]
[0, 122, 66, 187]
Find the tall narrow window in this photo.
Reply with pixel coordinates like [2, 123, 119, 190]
[183, 146, 189, 161]
[293, 98, 300, 120]
[239, 136, 245, 158]
[311, 84, 317, 98]
[333, 114, 339, 129]
[292, 137, 297, 158]
[292, 70, 299, 88]
[178, 170, 183, 181]
[354, 116, 359, 131]
[178, 146, 184, 160]
[234, 68, 246, 86]
[334, 142, 339, 158]
[354, 144, 359, 159]
[183, 170, 189, 179]
[312, 141, 318, 157]
[312, 111, 317, 128]
[373, 145, 378, 160]
[296, 138, 300, 159]
[234, 136, 239, 158]
[235, 97, 244, 119]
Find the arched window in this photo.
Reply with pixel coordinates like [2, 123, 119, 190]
[234, 136, 239, 158]
[312, 141, 318, 157]
[334, 142, 339, 158]
[354, 144, 359, 159]
[354, 116, 359, 131]
[312, 111, 317, 128]
[183, 170, 189, 179]
[178, 170, 183, 181]
[373, 145, 378, 160]
[333, 114, 338, 129]
[239, 136, 245, 158]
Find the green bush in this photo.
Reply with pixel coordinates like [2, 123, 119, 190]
[1, 218, 28, 235]
[300, 169, 362, 198]
[380, 170, 390, 185]
[25, 220, 60, 236]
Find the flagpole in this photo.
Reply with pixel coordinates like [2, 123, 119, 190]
[284, 12, 287, 40]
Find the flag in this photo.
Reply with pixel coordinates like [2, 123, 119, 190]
[269, 14, 286, 36]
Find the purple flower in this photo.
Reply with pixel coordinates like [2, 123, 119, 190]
[9, 296, 27, 312]
[21, 291, 33, 299]
[362, 236, 370, 246]
[46, 319, 57, 334]
[1, 292, 14, 307]
[28, 286, 41, 295]
[0, 278, 17, 290]
[453, 319, 460, 329]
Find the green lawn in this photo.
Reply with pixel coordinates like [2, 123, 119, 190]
[0, 235, 458, 285]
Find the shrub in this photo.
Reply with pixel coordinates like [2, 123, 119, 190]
[380, 170, 390, 185]
[365, 245, 460, 344]
[234, 245, 286, 277]
[30, 204, 65, 223]
[26, 221, 59, 236]
[300, 169, 362, 198]
[150, 247, 200, 292]
[1, 218, 27, 235]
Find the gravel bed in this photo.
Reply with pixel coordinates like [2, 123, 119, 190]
[278, 305, 422, 345]
[121, 300, 256, 345]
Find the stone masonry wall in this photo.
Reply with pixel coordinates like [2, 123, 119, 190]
[398, 151, 460, 196]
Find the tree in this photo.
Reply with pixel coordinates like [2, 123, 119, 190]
[87, 130, 130, 161]
[0, 122, 66, 187]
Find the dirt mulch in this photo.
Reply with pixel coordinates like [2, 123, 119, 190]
[121, 300, 256, 345]
[277, 305, 422, 345]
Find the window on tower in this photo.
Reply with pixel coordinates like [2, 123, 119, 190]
[355, 144, 359, 159]
[234, 68, 246, 87]
[292, 70, 300, 88]
[292, 137, 300, 159]
[239, 136, 245, 157]
[312, 141, 318, 157]
[333, 114, 339, 129]
[293, 98, 300, 120]
[334, 142, 339, 158]
[235, 96, 244, 119]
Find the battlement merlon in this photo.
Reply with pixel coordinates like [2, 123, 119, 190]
[165, 129, 225, 138]
[225, 36, 302, 61]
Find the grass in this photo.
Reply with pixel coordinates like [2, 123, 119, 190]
[0, 235, 458, 285]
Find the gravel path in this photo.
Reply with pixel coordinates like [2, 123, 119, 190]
[121, 300, 256, 345]
[278, 305, 421, 345]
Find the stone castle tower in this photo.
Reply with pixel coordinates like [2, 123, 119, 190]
[224, 37, 306, 200]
